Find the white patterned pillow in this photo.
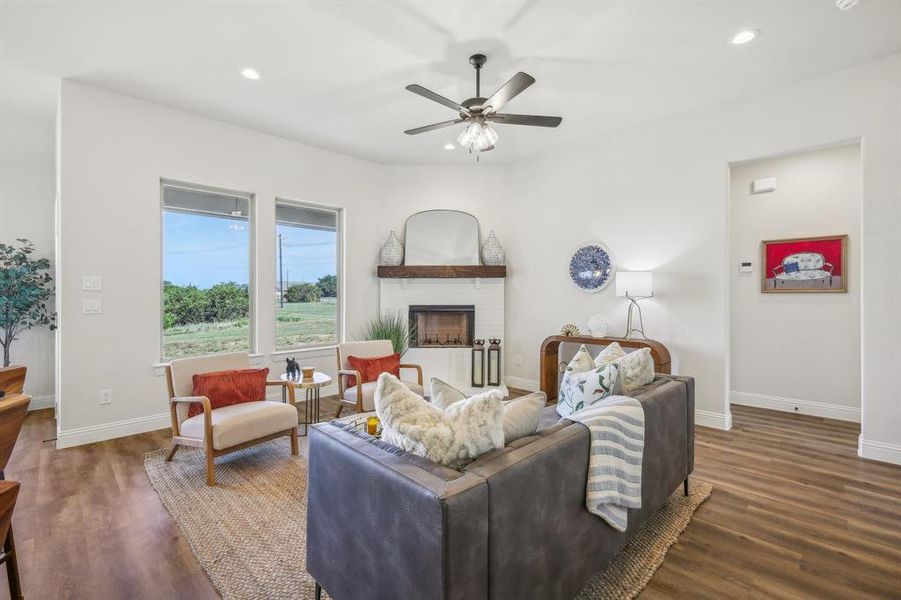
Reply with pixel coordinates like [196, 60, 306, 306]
[595, 343, 655, 393]
[429, 378, 546, 444]
[375, 373, 504, 469]
[556, 346, 620, 418]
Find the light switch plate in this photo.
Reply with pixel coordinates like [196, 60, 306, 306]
[82, 275, 102, 291]
[82, 298, 102, 314]
[739, 261, 753, 273]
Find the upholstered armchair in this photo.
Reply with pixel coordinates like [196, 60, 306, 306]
[164, 352, 299, 485]
[772, 252, 834, 288]
[335, 340, 423, 416]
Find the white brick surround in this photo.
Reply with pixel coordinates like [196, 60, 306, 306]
[379, 278, 505, 395]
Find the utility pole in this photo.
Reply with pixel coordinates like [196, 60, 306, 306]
[278, 233, 284, 308]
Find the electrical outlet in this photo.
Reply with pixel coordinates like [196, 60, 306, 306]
[100, 389, 112, 405]
[514, 354, 522, 366]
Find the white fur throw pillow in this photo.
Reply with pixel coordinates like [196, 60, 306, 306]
[375, 373, 504, 469]
[595, 343, 655, 393]
[430, 378, 546, 444]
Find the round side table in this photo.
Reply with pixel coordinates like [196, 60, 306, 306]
[280, 372, 332, 435]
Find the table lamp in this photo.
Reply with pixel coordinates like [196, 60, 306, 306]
[616, 271, 653, 339]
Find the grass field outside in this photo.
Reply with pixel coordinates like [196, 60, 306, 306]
[162, 301, 337, 359]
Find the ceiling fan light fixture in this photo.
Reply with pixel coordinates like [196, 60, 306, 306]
[477, 124, 499, 150]
[457, 121, 483, 148]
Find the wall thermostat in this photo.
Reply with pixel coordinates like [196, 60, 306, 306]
[739, 261, 753, 273]
[751, 177, 776, 194]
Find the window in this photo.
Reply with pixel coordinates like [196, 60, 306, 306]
[275, 200, 340, 349]
[161, 182, 253, 360]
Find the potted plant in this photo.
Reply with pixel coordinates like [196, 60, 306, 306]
[0, 239, 57, 367]
[361, 310, 413, 356]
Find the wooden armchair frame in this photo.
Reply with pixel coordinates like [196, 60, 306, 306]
[164, 367, 299, 486]
[335, 344, 422, 416]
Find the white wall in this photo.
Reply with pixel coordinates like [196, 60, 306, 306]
[54, 52, 901, 465]
[729, 145, 861, 421]
[0, 66, 57, 406]
[55, 83, 509, 448]
[56, 81, 386, 446]
[501, 53, 901, 463]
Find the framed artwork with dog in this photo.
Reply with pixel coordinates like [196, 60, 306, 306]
[761, 235, 848, 293]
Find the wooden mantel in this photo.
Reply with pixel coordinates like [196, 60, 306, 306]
[377, 265, 506, 279]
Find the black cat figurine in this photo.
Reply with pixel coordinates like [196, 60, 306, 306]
[285, 357, 300, 380]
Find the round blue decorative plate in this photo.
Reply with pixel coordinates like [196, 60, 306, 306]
[569, 242, 615, 293]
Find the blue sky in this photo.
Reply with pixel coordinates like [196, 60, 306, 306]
[164, 211, 336, 288]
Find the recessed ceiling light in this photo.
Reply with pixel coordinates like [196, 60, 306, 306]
[444, 143, 455, 150]
[241, 68, 260, 80]
[731, 29, 760, 45]
[836, 0, 859, 11]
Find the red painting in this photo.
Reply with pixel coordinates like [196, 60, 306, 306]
[761, 235, 848, 293]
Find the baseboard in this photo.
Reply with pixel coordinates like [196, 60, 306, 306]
[730, 391, 860, 422]
[858, 436, 901, 466]
[505, 375, 539, 392]
[28, 394, 56, 411]
[695, 409, 733, 430]
[57, 412, 171, 449]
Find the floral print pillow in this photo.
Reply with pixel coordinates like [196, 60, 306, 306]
[595, 344, 655, 393]
[556, 345, 620, 418]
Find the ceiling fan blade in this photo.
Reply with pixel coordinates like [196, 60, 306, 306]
[488, 113, 562, 127]
[404, 119, 464, 135]
[483, 72, 535, 113]
[405, 84, 468, 114]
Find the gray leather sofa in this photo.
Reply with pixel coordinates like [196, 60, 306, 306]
[306, 374, 694, 600]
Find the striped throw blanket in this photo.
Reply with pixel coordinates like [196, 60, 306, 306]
[568, 395, 645, 532]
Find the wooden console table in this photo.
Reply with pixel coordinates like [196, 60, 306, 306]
[539, 335, 671, 402]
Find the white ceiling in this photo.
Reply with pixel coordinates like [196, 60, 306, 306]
[2, 1, 900, 166]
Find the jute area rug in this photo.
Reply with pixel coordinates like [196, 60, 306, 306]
[145, 437, 711, 600]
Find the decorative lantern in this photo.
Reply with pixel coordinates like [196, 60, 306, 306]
[471, 339, 485, 388]
[487, 338, 501, 387]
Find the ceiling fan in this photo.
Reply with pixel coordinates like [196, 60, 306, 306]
[404, 53, 562, 154]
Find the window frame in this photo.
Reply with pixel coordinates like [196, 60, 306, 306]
[159, 178, 257, 362]
[273, 197, 344, 353]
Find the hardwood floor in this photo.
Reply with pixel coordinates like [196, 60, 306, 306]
[2, 402, 899, 599]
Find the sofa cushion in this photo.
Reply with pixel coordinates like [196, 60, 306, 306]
[557, 346, 619, 418]
[346, 352, 400, 388]
[344, 380, 424, 411]
[179, 400, 297, 450]
[595, 345, 654, 393]
[375, 373, 504, 470]
[429, 378, 546, 444]
[189, 367, 269, 418]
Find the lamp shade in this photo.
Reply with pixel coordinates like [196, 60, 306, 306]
[616, 271, 653, 297]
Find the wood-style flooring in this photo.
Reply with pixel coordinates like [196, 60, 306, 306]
[2, 401, 900, 599]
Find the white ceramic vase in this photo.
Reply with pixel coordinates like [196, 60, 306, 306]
[380, 230, 404, 266]
[481, 230, 505, 265]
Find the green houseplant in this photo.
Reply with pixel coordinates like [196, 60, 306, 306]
[0, 239, 57, 367]
[361, 310, 413, 356]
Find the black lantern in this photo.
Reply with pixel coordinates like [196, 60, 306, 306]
[471, 339, 485, 387]
[487, 338, 501, 387]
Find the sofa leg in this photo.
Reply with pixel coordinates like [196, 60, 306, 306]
[334, 405, 343, 418]
[683, 478, 689, 496]
[314, 582, 322, 600]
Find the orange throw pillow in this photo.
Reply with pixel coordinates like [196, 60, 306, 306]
[346, 353, 401, 388]
[188, 367, 270, 418]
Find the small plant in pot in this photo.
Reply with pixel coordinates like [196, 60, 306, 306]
[0, 239, 57, 367]
[360, 310, 413, 356]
